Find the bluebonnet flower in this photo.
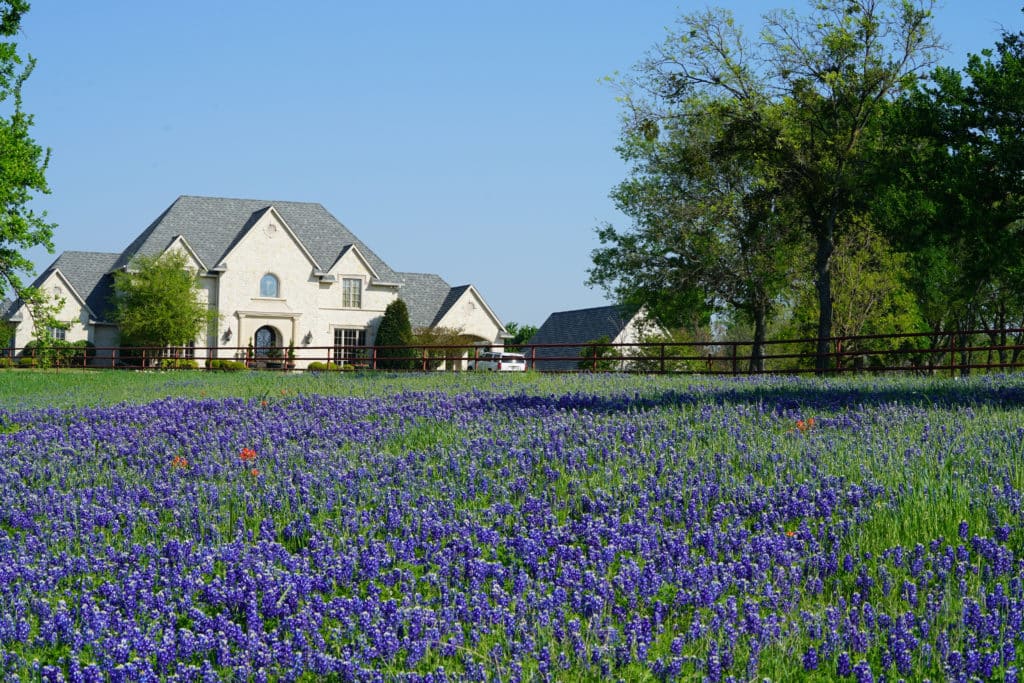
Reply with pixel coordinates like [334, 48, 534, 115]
[801, 645, 818, 672]
[837, 651, 853, 677]
[853, 659, 874, 683]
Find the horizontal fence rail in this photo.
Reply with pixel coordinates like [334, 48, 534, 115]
[3, 327, 1024, 375]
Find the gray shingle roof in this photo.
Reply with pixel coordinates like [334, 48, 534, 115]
[114, 195, 399, 282]
[31, 251, 122, 322]
[526, 304, 639, 371]
[0, 297, 13, 319]
[396, 272, 453, 329]
[18, 196, 502, 338]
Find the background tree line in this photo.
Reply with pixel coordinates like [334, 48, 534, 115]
[589, 0, 1024, 372]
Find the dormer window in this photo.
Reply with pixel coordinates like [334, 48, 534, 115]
[260, 273, 280, 298]
[342, 278, 362, 308]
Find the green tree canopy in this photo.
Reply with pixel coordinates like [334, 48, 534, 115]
[781, 222, 926, 366]
[111, 251, 217, 349]
[878, 23, 1024, 336]
[411, 325, 474, 371]
[589, 91, 809, 371]
[612, 0, 940, 371]
[503, 322, 538, 352]
[0, 1, 54, 306]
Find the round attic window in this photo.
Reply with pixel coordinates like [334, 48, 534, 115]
[264, 223, 278, 237]
[52, 286, 63, 298]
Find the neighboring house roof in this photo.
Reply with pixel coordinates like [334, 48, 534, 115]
[0, 297, 14, 320]
[526, 304, 641, 371]
[113, 195, 399, 282]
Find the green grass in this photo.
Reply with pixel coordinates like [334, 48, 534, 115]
[0, 368, 542, 408]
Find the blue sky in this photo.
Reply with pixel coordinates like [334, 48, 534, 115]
[15, 1, 1023, 327]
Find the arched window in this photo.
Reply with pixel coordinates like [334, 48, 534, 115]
[260, 273, 279, 298]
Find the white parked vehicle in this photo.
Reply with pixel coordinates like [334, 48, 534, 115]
[469, 351, 527, 372]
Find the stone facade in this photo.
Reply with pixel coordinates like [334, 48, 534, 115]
[5, 196, 507, 368]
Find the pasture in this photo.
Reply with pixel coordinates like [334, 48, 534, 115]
[0, 370, 1022, 680]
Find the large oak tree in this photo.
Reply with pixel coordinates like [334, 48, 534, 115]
[604, 0, 940, 371]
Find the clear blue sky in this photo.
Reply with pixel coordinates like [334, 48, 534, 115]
[16, 1, 1023, 327]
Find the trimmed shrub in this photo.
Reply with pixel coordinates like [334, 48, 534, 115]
[307, 361, 349, 372]
[18, 356, 37, 368]
[204, 359, 248, 372]
[159, 358, 199, 370]
[0, 358, 13, 369]
[72, 340, 96, 366]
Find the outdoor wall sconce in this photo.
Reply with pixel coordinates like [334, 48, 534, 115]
[302, 331, 313, 345]
[223, 328, 232, 342]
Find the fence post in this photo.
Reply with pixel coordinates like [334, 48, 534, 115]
[660, 343, 666, 374]
[731, 344, 738, 374]
[949, 332, 956, 378]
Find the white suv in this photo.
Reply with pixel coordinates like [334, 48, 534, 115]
[470, 351, 527, 372]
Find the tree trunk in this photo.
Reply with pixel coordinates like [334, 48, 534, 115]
[749, 303, 767, 373]
[814, 219, 835, 374]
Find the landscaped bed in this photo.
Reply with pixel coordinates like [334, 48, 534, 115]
[0, 372, 1022, 680]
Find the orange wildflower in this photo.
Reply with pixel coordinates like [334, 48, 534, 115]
[239, 447, 257, 462]
[786, 530, 796, 537]
[796, 417, 816, 432]
[250, 468, 260, 477]
[171, 455, 188, 469]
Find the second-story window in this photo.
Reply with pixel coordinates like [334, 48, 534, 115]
[260, 273, 279, 298]
[342, 278, 362, 308]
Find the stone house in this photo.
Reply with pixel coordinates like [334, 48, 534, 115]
[3, 195, 507, 368]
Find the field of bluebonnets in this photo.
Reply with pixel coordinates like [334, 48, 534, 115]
[1, 369, 1023, 682]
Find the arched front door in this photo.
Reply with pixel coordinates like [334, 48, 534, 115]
[254, 325, 279, 356]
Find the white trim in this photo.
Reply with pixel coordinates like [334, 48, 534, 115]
[45, 269, 97, 321]
[326, 244, 381, 281]
[163, 234, 208, 271]
[436, 285, 506, 333]
[235, 310, 303, 320]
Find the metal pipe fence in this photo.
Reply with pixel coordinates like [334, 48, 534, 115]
[3, 327, 1023, 375]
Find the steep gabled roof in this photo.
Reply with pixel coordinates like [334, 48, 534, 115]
[526, 303, 640, 371]
[430, 285, 472, 327]
[0, 297, 14, 320]
[31, 251, 122, 322]
[397, 272, 453, 329]
[114, 195, 399, 282]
